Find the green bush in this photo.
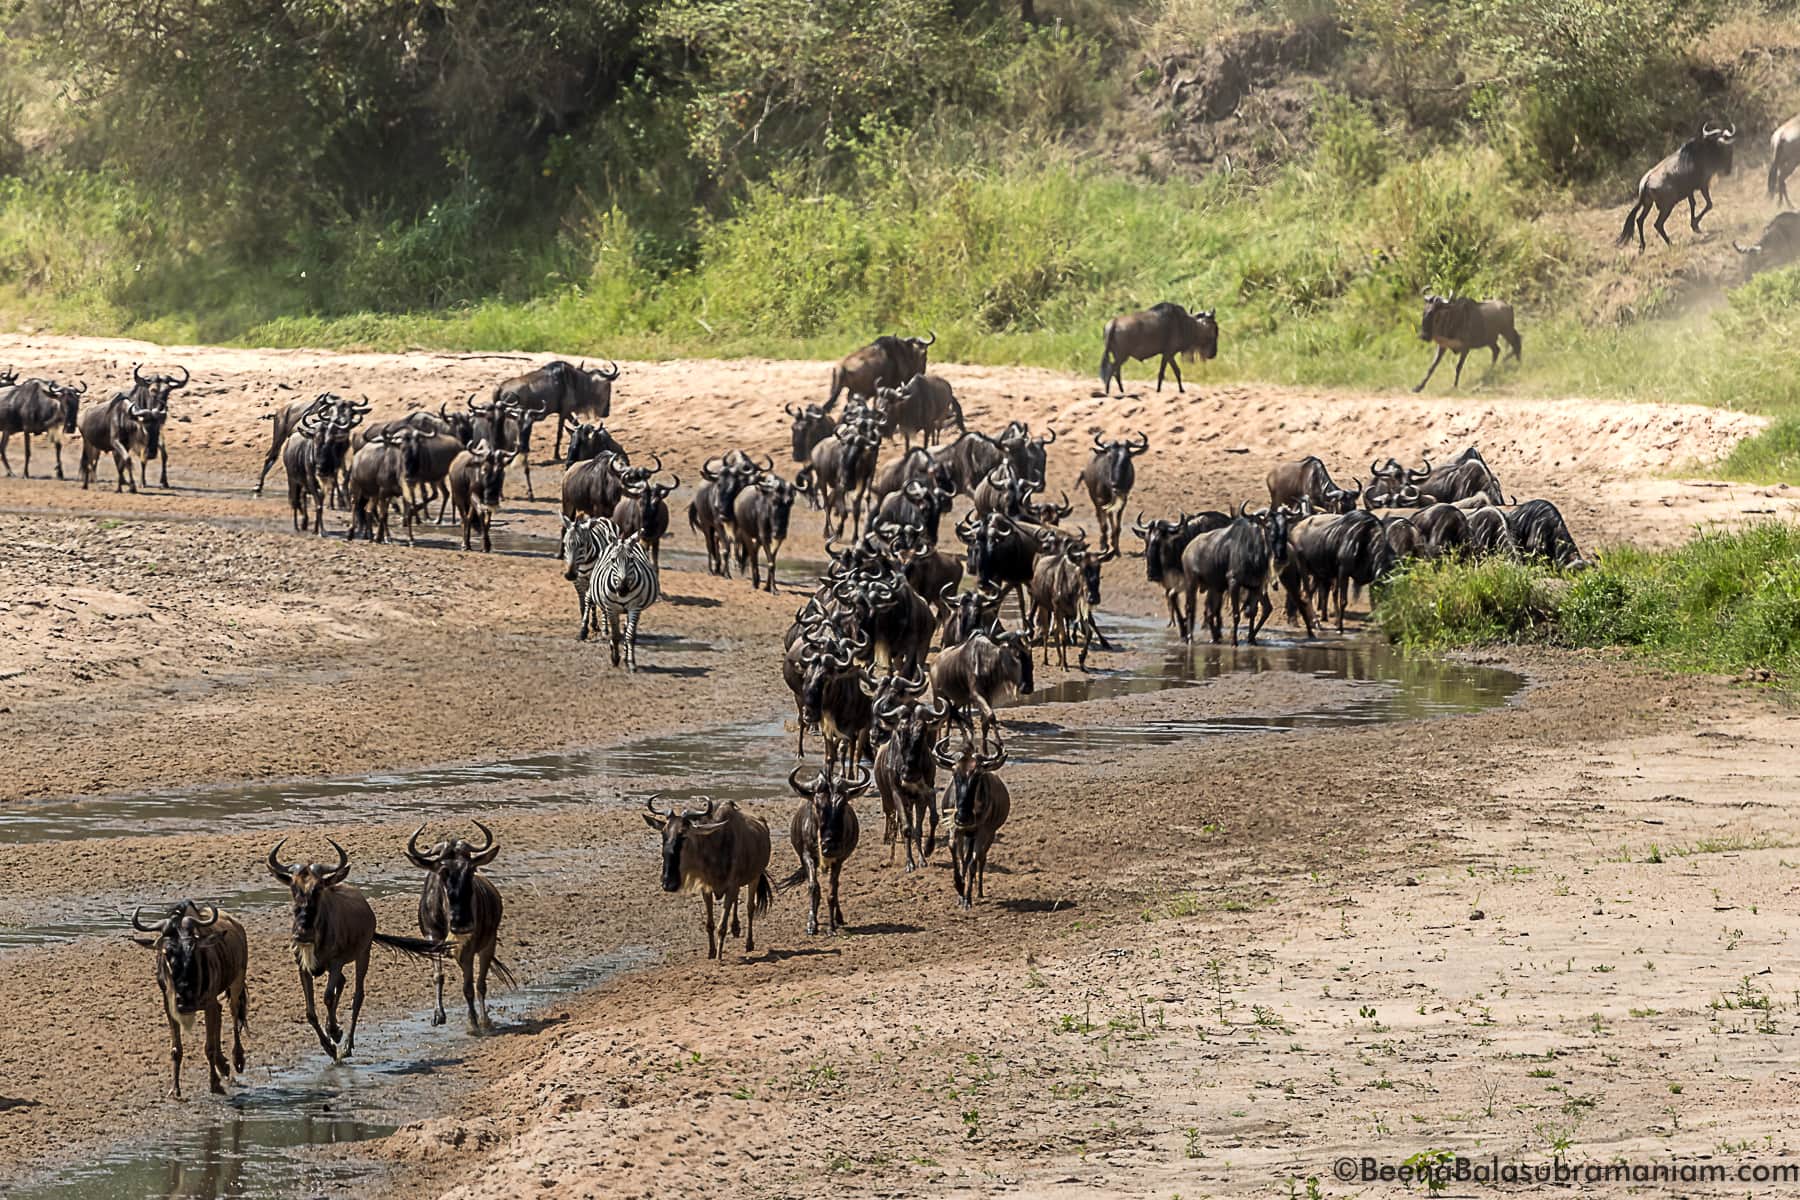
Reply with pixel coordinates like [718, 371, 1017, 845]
[1377, 524, 1800, 681]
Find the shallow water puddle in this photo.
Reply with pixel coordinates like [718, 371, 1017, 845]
[7, 946, 656, 1200]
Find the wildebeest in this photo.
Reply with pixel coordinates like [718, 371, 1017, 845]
[562, 418, 629, 467]
[1733, 210, 1800, 279]
[405, 822, 512, 1032]
[874, 690, 949, 870]
[957, 512, 1049, 627]
[129, 901, 249, 1098]
[493, 359, 620, 462]
[643, 796, 775, 960]
[1265, 456, 1361, 514]
[446, 442, 516, 552]
[1080, 432, 1149, 553]
[809, 418, 882, 538]
[1412, 502, 1470, 558]
[787, 402, 838, 463]
[1178, 506, 1278, 645]
[282, 408, 359, 535]
[0, 377, 85, 479]
[1097, 302, 1219, 394]
[1505, 499, 1586, 568]
[828, 332, 935, 407]
[268, 838, 441, 1060]
[614, 469, 680, 570]
[562, 451, 634, 521]
[1618, 122, 1737, 251]
[931, 627, 1033, 747]
[934, 734, 1011, 909]
[347, 433, 414, 544]
[939, 583, 1004, 648]
[255, 394, 368, 495]
[686, 452, 768, 576]
[1132, 511, 1231, 628]
[996, 420, 1054, 486]
[1413, 294, 1522, 392]
[932, 430, 1008, 495]
[782, 765, 869, 936]
[876, 477, 956, 545]
[731, 471, 801, 592]
[1770, 113, 1800, 209]
[796, 639, 878, 772]
[78, 365, 186, 493]
[870, 445, 956, 512]
[1283, 510, 1394, 635]
[874, 373, 965, 450]
[1028, 535, 1114, 668]
[1463, 505, 1519, 559]
[1413, 448, 1504, 506]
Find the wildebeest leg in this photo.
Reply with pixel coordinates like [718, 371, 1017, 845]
[975, 841, 988, 901]
[828, 859, 846, 931]
[765, 543, 780, 593]
[806, 855, 821, 936]
[298, 969, 335, 1057]
[702, 891, 718, 959]
[1692, 187, 1713, 232]
[204, 1000, 229, 1094]
[1013, 585, 1029, 629]
[114, 447, 135, 494]
[1451, 349, 1471, 387]
[229, 979, 248, 1074]
[1227, 582, 1243, 646]
[461, 944, 480, 1031]
[1155, 354, 1169, 392]
[431, 953, 448, 1025]
[952, 835, 968, 907]
[1414, 346, 1447, 392]
[157, 444, 169, 489]
[52, 432, 66, 480]
[923, 799, 939, 861]
[1336, 578, 1349, 634]
[1207, 587, 1225, 643]
[19, 433, 29, 478]
[322, 966, 347, 1048]
[476, 948, 495, 1029]
[1652, 199, 1675, 246]
[716, 889, 736, 957]
[163, 1006, 184, 1098]
[520, 456, 535, 502]
[342, 948, 369, 1058]
[1169, 356, 1185, 393]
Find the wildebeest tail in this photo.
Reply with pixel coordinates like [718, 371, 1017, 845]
[778, 864, 807, 892]
[751, 871, 775, 917]
[371, 931, 449, 960]
[1615, 196, 1642, 246]
[1503, 326, 1522, 361]
[489, 956, 520, 989]
[1771, 158, 1782, 199]
[686, 501, 700, 532]
[946, 394, 967, 434]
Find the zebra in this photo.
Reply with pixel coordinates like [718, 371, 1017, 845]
[561, 515, 604, 641]
[566, 516, 661, 670]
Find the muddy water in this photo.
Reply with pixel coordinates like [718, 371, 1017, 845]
[1, 629, 1522, 1197]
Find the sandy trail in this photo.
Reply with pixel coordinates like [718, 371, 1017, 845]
[0, 334, 1795, 1197]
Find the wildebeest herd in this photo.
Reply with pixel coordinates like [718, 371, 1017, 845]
[6, 302, 1598, 1103]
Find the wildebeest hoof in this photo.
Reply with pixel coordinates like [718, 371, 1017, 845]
[431, 1011, 447, 1026]
[210, 1079, 226, 1095]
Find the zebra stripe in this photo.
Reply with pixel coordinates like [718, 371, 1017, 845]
[582, 518, 660, 671]
[561, 516, 606, 641]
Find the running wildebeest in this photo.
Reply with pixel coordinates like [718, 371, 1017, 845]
[494, 359, 620, 462]
[931, 627, 1034, 748]
[0, 377, 85, 479]
[282, 407, 359, 535]
[267, 838, 442, 1061]
[1080, 432, 1149, 554]
[1618, 122, 1737, 251]
[1413, 294, 1521, 392]
[874, 690, 949, 871]
[405, 821, 513, 1032]
[828, 332, 935, 407]
[934, 734, 1011, 909]
[1097, 302, 1218, 395]
[731, 471, 802, 592]
[129, 901, 249, 1098]
[643, 796, 775, 960]
[783, 765, 869, 936]
[614, 468, 680, 571]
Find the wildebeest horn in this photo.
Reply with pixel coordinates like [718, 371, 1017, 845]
[840, 764, 873, 795]
[321, 839, 351, 886]
[597, 360, 620, 380]
[406, 824, 440, 869]
[932, 734, 960, 768]
[1371, 459, 1384, 476]
[1041, 427, 1057, 445]
[1131, 511, 1149, 535]
[267, 839, 294, 884]
[130, 906, 168, 933]
[1407, 455, 1432, 482]
[979, 741, 1008, 772]
[921, 331, 937, 346]
[643, 794, 667, 819]
[191, 903, 219, 926]
[788, 765, 823, 796]
[1127, 431, 1149, 453]
[784, 403, 801, 418]
[1091, 432, 1107, 452]
[756, 453, 774, 470]
[1237, 499, 1251, 518]
[132, 363, 147, 386]
[166, 365, 191, 388]
[701, 455, 722, 480]
[469, 819, 498, 865]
